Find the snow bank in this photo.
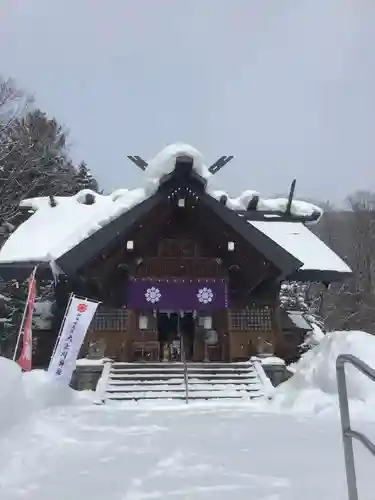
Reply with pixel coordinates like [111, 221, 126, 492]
[0, 357, 25, 428]
[302, 322, 325, 349]
[22, 369, 92, 412]
[0, 357, 93, 434]
[272, 331, 375, 416]
[261, 356, 285, 366]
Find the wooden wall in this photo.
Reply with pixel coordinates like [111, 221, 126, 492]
[79, 204, 283, 361]
[85, 302, 280, 362]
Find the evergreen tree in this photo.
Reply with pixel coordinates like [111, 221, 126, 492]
[0, 109, 78, 225]
[74, 161, 100, 193]
[0, 279, 29, 357]
[0, 76, 101, 360]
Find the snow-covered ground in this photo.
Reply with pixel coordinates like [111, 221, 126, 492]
[1, 331, 375, 499]
[1, 402, 374, 500]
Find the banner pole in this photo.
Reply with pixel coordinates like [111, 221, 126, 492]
[13, 266, 38, 361]
[50, 292, 75, 362]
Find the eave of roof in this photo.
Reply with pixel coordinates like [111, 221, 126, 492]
[55, 189, 165, 276]
[199, 192, 303, 277]
[0, 150, 352, 284]
[287, 268, 352, 283]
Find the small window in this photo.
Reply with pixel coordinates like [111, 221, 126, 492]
[90, 307, 128, 331]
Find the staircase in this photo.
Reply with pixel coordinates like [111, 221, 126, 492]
[96, 361, 270, 402]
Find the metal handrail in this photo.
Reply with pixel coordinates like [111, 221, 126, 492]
[336, 354, 375, 500]
[180, 333, 189, 404]
[94, 360, 113, 405]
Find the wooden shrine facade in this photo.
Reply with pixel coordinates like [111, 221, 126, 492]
[73, 198, 292, 362]
[86, 304, 276, 363]
[0, 153, 351, 364]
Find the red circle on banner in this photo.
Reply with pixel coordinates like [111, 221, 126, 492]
[77, 303, 88, 313]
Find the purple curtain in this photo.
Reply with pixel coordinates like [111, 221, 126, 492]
[127, 279, 228, 310]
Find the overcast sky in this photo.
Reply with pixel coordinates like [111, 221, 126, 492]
[1, 0, 374, 203]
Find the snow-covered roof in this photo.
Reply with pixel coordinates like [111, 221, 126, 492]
[146, 143, 211, 189]
[249, 220, 351, 274]
[210, 189, 322, 217]
[0, 143, 348, 278]
[0, 188, 146, 264]
[286, 311, 312, 330]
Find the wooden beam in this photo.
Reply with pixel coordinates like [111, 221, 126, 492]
[208, 156, 234, 175]
[285, 179, 296, 215]
[127, 155, 148, 171]
[235, 209, 321, 223]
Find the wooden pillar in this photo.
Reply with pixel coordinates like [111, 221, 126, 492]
[272, 303, 287, 358]
[124, 309, 137, 361]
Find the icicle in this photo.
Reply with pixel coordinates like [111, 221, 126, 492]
[49, 260, 63, 284]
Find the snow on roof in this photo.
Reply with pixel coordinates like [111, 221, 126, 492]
[286, 311, 312, 330]
[249, 220, 351, 274]
[0, 188, 147, 264]
[145, 143, 211, 193]
[210, 190, 322, 219]
[0, 143, 328, 267]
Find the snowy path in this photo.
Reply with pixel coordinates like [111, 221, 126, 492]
[0, 402, 373, 500]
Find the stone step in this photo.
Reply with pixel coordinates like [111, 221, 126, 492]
[110, 368, 256, 376]
[109, 373, 257, 380]
[102, 361, 266, 402]
[107, 378, 260, 386]
[106, 384, 261, 393]
[106, 391, 254, 400]
[111, 362, 254, 370]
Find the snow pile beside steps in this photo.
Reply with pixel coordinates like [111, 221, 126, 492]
[0, 357, 93, 433]
[271, 330, 375, 417]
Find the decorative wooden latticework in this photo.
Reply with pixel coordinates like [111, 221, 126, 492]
[133, 257, 223, 279]
[229, 307, 273, 331]
[90, 307, 128, 331]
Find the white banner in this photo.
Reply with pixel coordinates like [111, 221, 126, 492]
[48, 296, 99, 383]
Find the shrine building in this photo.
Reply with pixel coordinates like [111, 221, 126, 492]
[0, 144, 351, 364]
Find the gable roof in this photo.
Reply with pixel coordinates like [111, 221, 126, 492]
[0, 144, 351, 283]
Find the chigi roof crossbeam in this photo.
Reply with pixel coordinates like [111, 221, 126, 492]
[127, 155, 148, 171]
[0, 144, 351, 283]
[127, 154, 234, 176]
[208, 156, 234, 174]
